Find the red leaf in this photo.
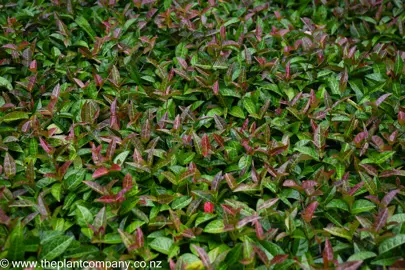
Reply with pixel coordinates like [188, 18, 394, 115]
[236, 215, 261, 229]
[57, 161, 72, 178]
[224, 173, 237, 190]
[360, 164, 378, 176]
[375, 93, 391, 107]
[241, 118, 249, 131]
[270, 254, 289, 265]
[92, 167, 109, 178]
[398, 111, 405, 125]
[336, 260, 363, 270]
[51, 83, 61, 98]
[95, 195, 117, 203]
[389, 130, 398, 143]
[390, 260, 405, 270]
[323, 238, 334, 265]
[176, 57, 188, 70]
[251, 163, 259, 183]
[39, 137, 53, 154]
[29, 60, 37, 72]
[169, 260, 176, 270]
[204, 202, 214, 213]
[221, 204, 239, 216]
[291, 92, 303, 106]
[253, 245, 269, 265]
[360, 142, 369, 156]
[255, 22, 263, 41]
[381, 189, 399, 207]
[374, 208, 388, 232]
[310, 119, 318, 132]
[83, 181, 106, 195]
[353, 131, 367, 146]
[110, 163, 121, 171]
[0, 208, 10, 225]
[141, 119, 151, 142]
[257, 198, 279, 211]
[212, 80, 219, 95]
[106, 138, 117, 161]
[201, 134, 210, 157]
[4, 152, 16, 178]
[213, 133, 224, 148]
[339, 68, 348, 91]
[192, 245, 212, 270]
[136, 227, 144, 248]
[348, 182, 364, 196]
[110, 98, 119, 130]
[302, 201, 319, 223]
[93, 73, 103, 87]
[285, 61, 290, 79]
[38, 194, 50, 218]
[371, 135, 385, 150]
[380, 169, 405, 177]
[255, 220, 264, 240]
[220, 26, 226, 40]
[3, 44, 17, 50]
[74, 78, 85, 88]
[283, 180, 299, 188]
[116, 187, 130, 202]
[365, 195, 380, 205]
[123, 174, 133, 189]
[269, 145, 288, 156]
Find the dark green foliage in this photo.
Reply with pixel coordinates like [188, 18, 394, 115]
[1, 0, 405, 269]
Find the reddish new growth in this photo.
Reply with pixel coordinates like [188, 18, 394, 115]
[204, 202, 214, 213]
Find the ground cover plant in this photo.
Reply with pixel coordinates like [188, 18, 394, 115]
[1, 0, 405, 269]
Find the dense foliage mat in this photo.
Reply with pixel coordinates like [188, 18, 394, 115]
[1, 0, 405, 269]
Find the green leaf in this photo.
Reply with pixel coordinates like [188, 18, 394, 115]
[76, 205, 93, 227]
[229, 106, 245, 118]
[238, 155, 251, 169]
[1, 111, 29, 123]
[40, 235, 74, 260]
[204, 220, 225, 234]
[293, 146, 319, 161]
[243, 97, 256, 115]
[394, 53, 403, 75]
[348, 251, 376, 261]
[65, 169, 86, 190]
[75, 16, 96, 41]
[195, 213, 217, 227]
[351, 200, 376, 215]
[326, 199, 349, 212]
[0, 76, 12, 90]
[371, 256, 401, 266]
[389, 214, 405, 223]
[141, 76, 155, 83]
[113, 151, 130, 166]
[149, 237, 174, 255]
[102, 233, 121, 244]
[171, 196, 192, 210]
[93, 207, 106, 231]
[378, 234, 405, 254]
[64, 246, 99, 258]
[359, 172, 377, 195]
[7, 220, 24, 261]
[164, 0, 172, 9]
[323, 227, 352, 240]
[373, 151, 395, 164]
[51, 183, 62, 202]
